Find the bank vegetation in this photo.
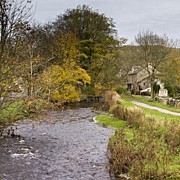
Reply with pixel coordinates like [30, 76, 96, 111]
[96, 92, 180, 179]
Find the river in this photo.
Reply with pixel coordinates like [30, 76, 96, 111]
[0, 107, 115, 180]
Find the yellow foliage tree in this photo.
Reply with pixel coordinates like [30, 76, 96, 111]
[28, 33, 91, 103]
[40, 63, 90, 103]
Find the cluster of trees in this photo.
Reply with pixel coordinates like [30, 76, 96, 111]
[33, 5, 121, 97]
[0, 0, 179, 122]
[118, 31, 180, 98]
[134, 31, 179, 98]
[0, 0, 32, 115]
[0, 0, 122, 119]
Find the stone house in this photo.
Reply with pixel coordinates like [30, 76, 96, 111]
[127, 66, 151, 94]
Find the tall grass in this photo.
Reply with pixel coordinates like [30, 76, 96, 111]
[108, 129, 176, 179]
[112, 104, 180, 152]
[107, 97, 180, 179]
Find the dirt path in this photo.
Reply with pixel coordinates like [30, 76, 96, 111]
[131, 101, 180, 117]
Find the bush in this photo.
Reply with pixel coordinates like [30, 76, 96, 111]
[161, 121, 180, 154]
[108, 103, 180, 179]
[0, 101, 24, 131]
[82, 84, 95, 96]
[112, 105, 147, 128]
[108, 130, 136, 176]
[22, 97, 53, 116]
[103, 91, 120, 107]
[116, 85, 130, 95]
[164, 82, 177, 97]
[108, 129, 176, 179]
[111, 104, 180, 152]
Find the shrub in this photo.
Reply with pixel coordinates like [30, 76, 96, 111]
[108, 103, 180, 179]
[112, 104, 180, 151]
[164, 82, 177, 97]
[108, 130, 137, 176]
[22, 97, 53, 116]
[161, 121, 180, 154]
[116, 85, 130, 95]
[112, 105, 147, 128]
[103, 91, 120, 107]
[112, 105, 127, 121]
[0, 101, 24, 131]
[82, 85, 95, 96]
[108, 129, 175, 179]
[126, 107, 145, 128]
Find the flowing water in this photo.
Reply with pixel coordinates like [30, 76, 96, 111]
[0, 107, 115, 180]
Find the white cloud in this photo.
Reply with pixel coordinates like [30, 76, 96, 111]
[32, 0, 180, 43]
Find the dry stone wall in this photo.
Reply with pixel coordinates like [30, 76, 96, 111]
[156, 97, 180, 109]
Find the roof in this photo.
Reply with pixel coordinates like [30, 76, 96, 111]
[128, 66, 142, 75]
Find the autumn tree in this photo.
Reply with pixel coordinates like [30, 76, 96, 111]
[38, 33, 91, 103]
[52, 5, 119, 94]
[18, 26, 44, 97]
[19, 24, 60, 98]
[160, 48, 180, 96]
[31, 23, 56, 66]
[135, 30, 173, 99]
[0, 0, 32, 124]
[116, 45, 141, 84]
[0, 0, 32, 64]
[40, 64, 91, 103]
[53, 5, 117, 46]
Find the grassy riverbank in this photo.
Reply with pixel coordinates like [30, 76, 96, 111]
[0, 97, 53, 134]
[0, 101, 24, 129]
[126, 95, 180, 113]
[96, 96, 180, 179]
[119, 97, 180, 122]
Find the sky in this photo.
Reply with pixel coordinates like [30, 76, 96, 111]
[32, 0, 180, 44]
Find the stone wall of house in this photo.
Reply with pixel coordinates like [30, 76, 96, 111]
[127, 74, 137, 84]
[138, 78, 150, 90]
[156, 97, 180, 109]
[136, 68, 149, 83]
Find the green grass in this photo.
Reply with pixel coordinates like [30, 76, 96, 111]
[109, 128, 180, 179]
[95, 114, 127, 129]
[141, 107, 180, 122]
[127, 95, 180, 113]
[0, 100, 24, 127]
[96, 113, 180, 178]
[121, 96, 180, 122]
[99, 93, 180, 179]
[96, 114, 134, 142]
[103, 99, 180, 179]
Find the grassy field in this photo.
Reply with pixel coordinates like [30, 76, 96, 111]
[126, 95, 180, 113]
[119, 96, 180, 122]
[95, 114, 127, 129]
[96, 95, 180, 179]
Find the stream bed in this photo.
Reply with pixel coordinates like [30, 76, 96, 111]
[0, 107, 115, 180]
